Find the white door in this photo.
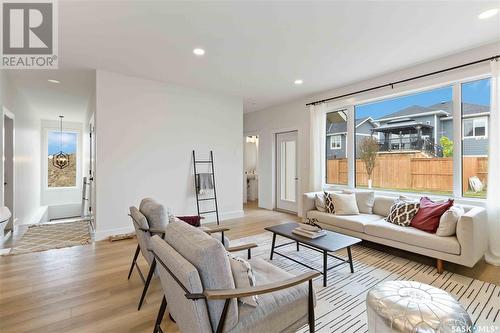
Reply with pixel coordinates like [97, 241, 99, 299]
[3, 113, 14, 232]
[276, 131, 298, 213]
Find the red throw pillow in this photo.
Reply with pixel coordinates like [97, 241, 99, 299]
[410, 197, 453, 233]
[176, 215, 201, 227]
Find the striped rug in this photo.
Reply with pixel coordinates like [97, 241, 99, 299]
[232, 232, 500, 333]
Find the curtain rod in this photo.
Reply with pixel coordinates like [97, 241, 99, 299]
[306, 55, 500, 107]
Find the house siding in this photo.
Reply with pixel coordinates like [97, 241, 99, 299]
[463, 137, 489, 156]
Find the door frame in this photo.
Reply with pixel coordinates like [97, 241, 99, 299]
[274, 129, 300, 214]
[2, 107, 15, 228]
[243, 131, 260, 205]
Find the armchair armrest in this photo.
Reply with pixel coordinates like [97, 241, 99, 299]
[139, 227, 166, 237]
[203, 271, 320, 300]
[226, 243, 258, 253]
[202, 226, 230, 234]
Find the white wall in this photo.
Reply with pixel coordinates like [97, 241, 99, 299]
[95, 70, 243, 240]
[244, 43, 499, 216]
[0, 72, 43, 225]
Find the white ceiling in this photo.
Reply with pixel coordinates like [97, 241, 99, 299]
[6, 69, 95, 122]
[9, 1, 500, 115]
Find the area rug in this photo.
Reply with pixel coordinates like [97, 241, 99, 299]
[7, 221, 91, 255]
[231, 232, 500, 333]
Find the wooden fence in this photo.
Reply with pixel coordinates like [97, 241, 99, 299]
[327, 154, 488, 193]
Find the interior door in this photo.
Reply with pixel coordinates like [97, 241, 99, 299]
[3, 114, 14, 232]
[88, 118, 96, 226]
[276, 131, 298, 213]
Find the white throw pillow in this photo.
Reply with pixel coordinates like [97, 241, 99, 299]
[343, 190, 375, 214]
[228, 255, 258, 307]
[315, 193, 326, 212]
[436, 206, 465, 237]
[332, 193, 359, 215]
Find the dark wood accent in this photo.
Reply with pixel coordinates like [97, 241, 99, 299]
[437, 259, 444, 274]
[203, 271, 320, 300]
[153, 296, 167, 333]
[215, 299, 231, 333]
[308, 279, 315, 333]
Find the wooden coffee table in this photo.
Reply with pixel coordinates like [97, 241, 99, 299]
[265, 222, 362, 287]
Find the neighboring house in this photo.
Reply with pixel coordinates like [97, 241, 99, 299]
[326, 117, 378, 159]
[326, 102, 489, 158]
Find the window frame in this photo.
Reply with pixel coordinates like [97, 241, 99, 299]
[322, 72, 491, 202]
[43, 127, 81, 191]
[462, 116, 488, 139]
[330, 134, 342, 150]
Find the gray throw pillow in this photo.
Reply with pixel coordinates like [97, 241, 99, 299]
[315, 193, 326, 212]
[332, 193, 359, 215]
[343, 190, 375, 214]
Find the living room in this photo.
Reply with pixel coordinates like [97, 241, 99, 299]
[1, 1, 499, 333]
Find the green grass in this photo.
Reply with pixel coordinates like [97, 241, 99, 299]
[355, 185, 487, 199]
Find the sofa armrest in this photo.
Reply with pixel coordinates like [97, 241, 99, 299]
[303, 192, 320, 219]
[456, 206, 488, 267]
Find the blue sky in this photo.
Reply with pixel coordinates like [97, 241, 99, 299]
[48, 131, 77, 155]
[355, 78, 490, 119]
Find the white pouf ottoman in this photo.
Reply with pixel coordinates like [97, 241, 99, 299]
[366, 281, 472, 333]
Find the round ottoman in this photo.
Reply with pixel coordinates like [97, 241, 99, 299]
[366, 281, 472, 333]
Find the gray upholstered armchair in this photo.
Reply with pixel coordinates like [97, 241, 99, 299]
[150, 220, 319, 333]
[128, 198, 257, 311]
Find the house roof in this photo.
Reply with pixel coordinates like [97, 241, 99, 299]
[327, 116, 376, 134]
[375, 101, 489, 121]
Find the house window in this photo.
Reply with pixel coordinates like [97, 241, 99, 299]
[463, 117, 488, 138]
[48, 131, 78, 188]
[330, 135, 342, 150]
[325, 110, 348, 185]
[353, 85, 453, 194]
[461, 78, 490, 199]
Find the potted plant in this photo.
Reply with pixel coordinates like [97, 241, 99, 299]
[359, 137, 379, 189]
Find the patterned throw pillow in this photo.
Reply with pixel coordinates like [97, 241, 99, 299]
[324, 192, 335, 214]
[386, 199, 420, 226]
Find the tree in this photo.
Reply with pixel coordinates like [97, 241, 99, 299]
[440, 136, 454, 157]
[359, 137, 379, 188]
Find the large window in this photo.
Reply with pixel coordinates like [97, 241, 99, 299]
[323, 75, 492, 200]
[326, 110, 348, 185]
[462, 78, 490, 198]
[354, 86, 454, 195]
[48, 131, 78, 188]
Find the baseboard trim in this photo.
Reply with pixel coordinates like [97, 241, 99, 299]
[95, 226, 135, 241]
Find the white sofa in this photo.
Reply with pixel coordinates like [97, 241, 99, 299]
[303, 192, 488, 272]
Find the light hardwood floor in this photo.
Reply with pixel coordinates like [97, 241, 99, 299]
[1, 202, 499, 333]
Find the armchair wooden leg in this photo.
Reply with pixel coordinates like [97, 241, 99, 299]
[153, 296, 167, 333]
[128, 245, 140, 280]
[308, 279, 315, 333]
[247, 248, 251, 259]
[138, 259, 156, 310]
[436, 259, 444, 274]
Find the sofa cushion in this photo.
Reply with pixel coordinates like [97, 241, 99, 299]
[411, 197, 454, 233]
[165, 220, 238, 331]
[372, 195, 397, 217]
[228, 258, 311, 333]
[436, 206, 465, 237]
[332, 193, 359, 215]
[364, 220, 461, 255]
[386, 198, 420, 227]
[343, 190, 375, 214]
[307, 210, 384, 233]
[139, 198, 167, 230]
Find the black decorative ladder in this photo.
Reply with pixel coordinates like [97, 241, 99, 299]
[192, 150, 220, 225]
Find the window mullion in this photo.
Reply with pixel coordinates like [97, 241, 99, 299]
[347, 105, 355, 188]
[452, 83, 462, 198]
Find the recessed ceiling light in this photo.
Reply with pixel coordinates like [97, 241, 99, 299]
[48, 79, 60, 84]
[193, 48, 205, 56]
[294, 79, 303, 85]
[478, 8, 498, 19]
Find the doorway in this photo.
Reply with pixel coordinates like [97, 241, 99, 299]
[3, 110, 14, 234]
[244, 135, 259, 206]
[276, 131, 298, 213]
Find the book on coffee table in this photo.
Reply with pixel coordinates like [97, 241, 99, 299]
[292, 226, 326, 239]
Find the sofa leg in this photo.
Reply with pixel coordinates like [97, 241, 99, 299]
[436, 259, 444, 274]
